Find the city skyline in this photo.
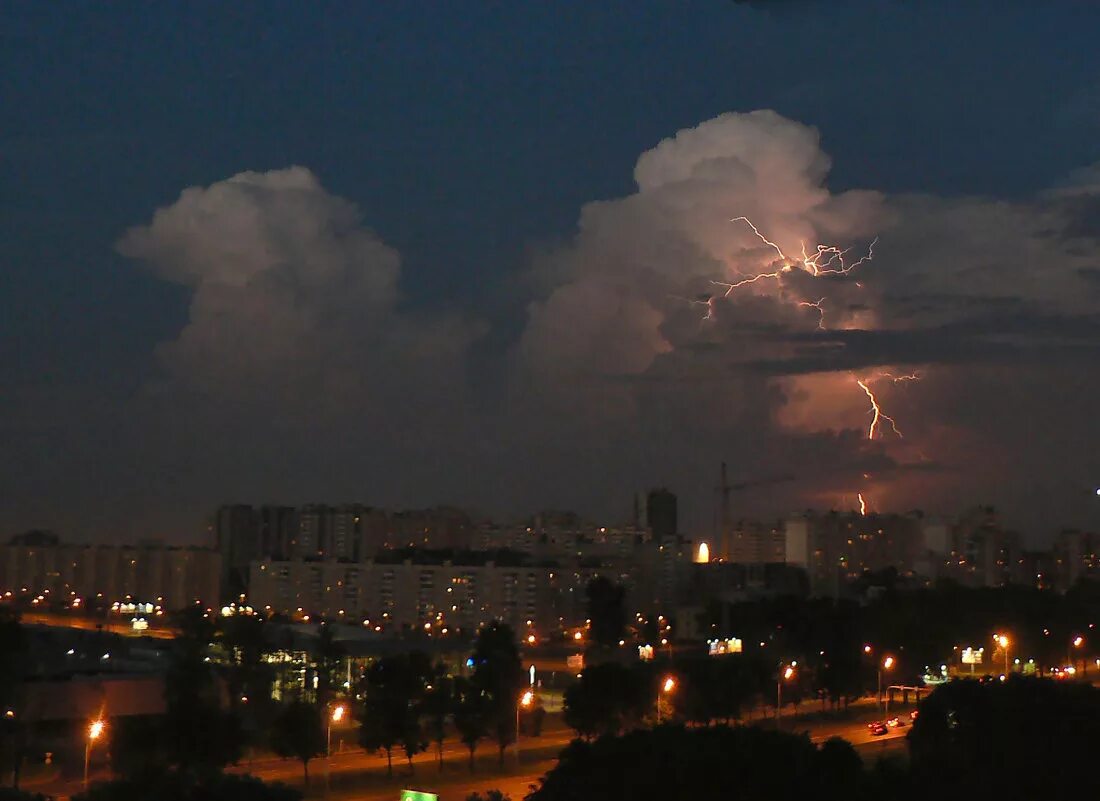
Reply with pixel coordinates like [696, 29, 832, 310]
[4, 4, 1100, 545]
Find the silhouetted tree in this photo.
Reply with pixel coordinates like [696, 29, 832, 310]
[73, 770, 300, 801]
[909, 677, 1100, 800]
[359, 652, 431, 776]
[452, 676, 490, 771]
[163, 606, 243, 775]
[420, 671, 453, 770]
[563, 663, 646, 738]
[0, 612, 29, 788]
[528, 724, 869, 801]
[270, 701, 325, 786]
[469, 623, 524, 766]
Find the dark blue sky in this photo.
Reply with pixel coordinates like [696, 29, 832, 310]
[3, 2, 1099, 541]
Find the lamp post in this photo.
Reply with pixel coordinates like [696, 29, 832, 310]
[326, 704, 345, 793]
[878, 656, 894, 717]
[995, 634, 1010, 676]
[656, 676, 675, 723]
[1073, 635, 1085, 675]
[516, 690, 534, 764]
[84, 718, 105, 789]
[776, 663, 795, 729]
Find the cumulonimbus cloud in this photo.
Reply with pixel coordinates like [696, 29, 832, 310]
[115, 114, 1100, 531]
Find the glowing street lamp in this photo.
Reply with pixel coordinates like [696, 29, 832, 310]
[326, 703, 346, 792]
[84, 718, 105, 788]
[516, 690, 535, 763]
[879, 656, 895, 716]
[657, 676, 676, 723]
[994, 634, 1010, 676]
[777, 663, 796, 729]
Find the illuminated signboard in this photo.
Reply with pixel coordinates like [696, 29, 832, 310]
[961, 647, 983, 665]
[400, 791, 438, 801]
[708, 638, 743, 656]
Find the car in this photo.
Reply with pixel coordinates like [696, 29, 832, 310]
[886, 716, 906, 728]
[868, 721, 888, 736]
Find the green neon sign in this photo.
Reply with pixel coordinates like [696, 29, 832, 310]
[400, 791, 439, 801]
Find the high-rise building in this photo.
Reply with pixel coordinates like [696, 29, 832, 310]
[258, 506, 298, 562]
[215, 504, 259, 599]
[646, 489, 678, 543]
[783, 510, 925, 596]
[721, 519, 786, 563]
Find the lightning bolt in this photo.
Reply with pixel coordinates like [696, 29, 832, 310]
[856, 378, 903, 440]
[858, 492, 867, 516]
[730, 216, 788, 263]
[797, 297, 827, 330]
[725, 216, 876, 286]
[877, 371, 921, 383]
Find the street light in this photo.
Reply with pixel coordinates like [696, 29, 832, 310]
[995, 634, 1010, 676]
[879, 657, 894, 716]
[657, 676, 675, 723]
[777, 663, 796, 729]
[326, 703, 346, 793]
[516, 690, 534, 763]
[84, 718, 105, 788]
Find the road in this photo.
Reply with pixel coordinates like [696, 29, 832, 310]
[37, 708, 910, 799]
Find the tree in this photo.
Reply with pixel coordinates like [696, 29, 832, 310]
[452, 677, 490, 772]
[270, 701, 325, 786]
[466, 792, 511, 801]
[585, 577, 626, 648]
[908, 677, 1100, 800]
[420, 671, 453, 770]
[310, 623, 346, 708]
[528, 725, 867, 801]
[469, 623, 524, 766]
[73, 771, 300, 801]
[109, 716, 172, 781]
[0, 612, 29, 789]
[563, 663, 646, 738]
[359, 653, 431, 776]
[163, 606, 243, 775]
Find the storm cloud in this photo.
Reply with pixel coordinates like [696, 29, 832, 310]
[110, 112, 1100, 536]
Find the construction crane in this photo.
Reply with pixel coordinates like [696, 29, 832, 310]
[714, 462, 795, 550]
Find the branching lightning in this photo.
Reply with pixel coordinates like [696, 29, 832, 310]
[797, 297, 827, 329]
[687, 216, 928, 512]
[856, 378, 903, 441]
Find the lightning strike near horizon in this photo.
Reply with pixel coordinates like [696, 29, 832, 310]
[858, 492, 867, 516]
[856, 378, 903, 440]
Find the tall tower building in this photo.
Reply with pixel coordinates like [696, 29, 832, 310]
[646, 489, 678, 543]
[215, 504, 258, 600]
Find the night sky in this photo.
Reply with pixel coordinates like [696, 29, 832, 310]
[3, 2, 1100, 543]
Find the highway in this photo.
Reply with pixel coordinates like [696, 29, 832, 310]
[37, 708, 911, 799]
